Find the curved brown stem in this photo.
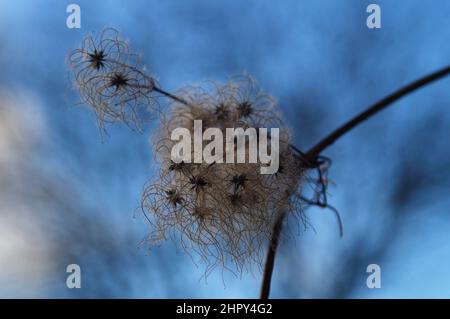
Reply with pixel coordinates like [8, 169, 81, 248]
[305, 65, 450, 159]
[260, 213, 286, 299]
[259, 65, 450, 299]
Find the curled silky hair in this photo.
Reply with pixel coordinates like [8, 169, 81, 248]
[68, 28, 159, 132]
[142, 76, 307, 273]
[68, 29, 341, 277]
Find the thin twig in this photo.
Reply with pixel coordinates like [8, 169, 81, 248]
[153, 86, 190, 106]
[260, 212, 286, 299]
[305, 65, 450, 159]
[259, 65, 450, 299]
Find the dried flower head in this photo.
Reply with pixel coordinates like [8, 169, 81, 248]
[68, 28, 158, 131]
[142, 76, 307, 273]
[68, 28, 129, 79]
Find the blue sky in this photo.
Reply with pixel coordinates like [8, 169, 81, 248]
[0, 0, 450, 298]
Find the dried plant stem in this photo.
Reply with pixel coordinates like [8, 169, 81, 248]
[153, 86, 190, 106]
[260, 212, 285, 299]
[260, 65, 450, 299]
[306, 66, 450, 159]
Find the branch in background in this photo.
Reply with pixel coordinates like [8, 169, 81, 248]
[260, 65, 450, 299]
[305, 65, 450, 159]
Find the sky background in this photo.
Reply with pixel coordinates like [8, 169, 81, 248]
[0, 0, 450, 298]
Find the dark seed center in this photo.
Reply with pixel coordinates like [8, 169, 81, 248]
[109, 73, 128, 90]
[237, 101, 253, 118]
[215, 103, 230, 120]
[88, 50, 106, 70]
[189, 175, 208, 192]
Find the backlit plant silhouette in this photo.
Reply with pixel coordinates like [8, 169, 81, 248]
[68, 28, 450, 298]
[143, 77, 305, 275]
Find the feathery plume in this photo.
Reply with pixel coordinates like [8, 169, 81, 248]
[68, 28, 158, 131]
[142, 76, 306, 273]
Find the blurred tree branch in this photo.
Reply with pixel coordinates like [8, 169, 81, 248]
[261, 65, 450, 299]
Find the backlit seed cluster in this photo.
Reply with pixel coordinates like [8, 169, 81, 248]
[68, 28, 157, 131]
[69, 29, 315, 273]
[142, 77, 306, 271]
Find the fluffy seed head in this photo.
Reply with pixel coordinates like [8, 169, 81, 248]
[142, 76, 306, 272]
[68, 28, 158, 132]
